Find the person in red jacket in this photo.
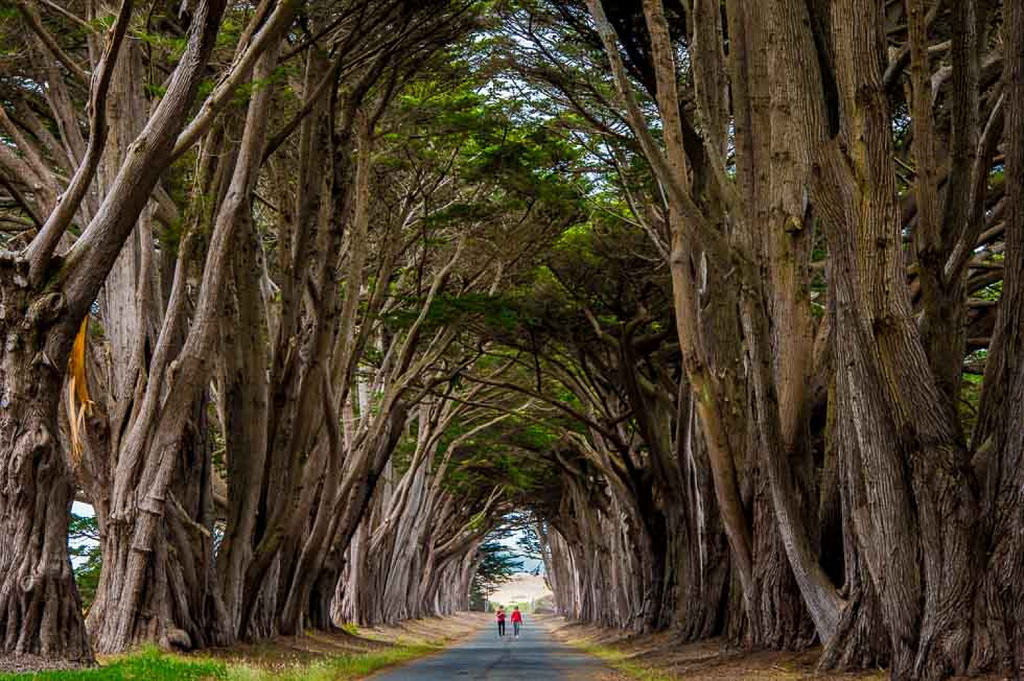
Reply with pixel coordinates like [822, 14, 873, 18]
[496, 606, 506, 637]
[511, 605, 523, 638]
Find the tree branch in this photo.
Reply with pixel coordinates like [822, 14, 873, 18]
[26, 0, 134, 285]
[170, 0, 299, 160]
[17, 1, 89, 84]
[35, 0, 91, 30]
[61, 0, 228, 319]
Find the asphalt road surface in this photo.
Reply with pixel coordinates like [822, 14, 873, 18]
[370, 619, 611, 680]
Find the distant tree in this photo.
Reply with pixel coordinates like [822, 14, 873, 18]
[469, 542, 522, 611]
[68, 514, 101, 612]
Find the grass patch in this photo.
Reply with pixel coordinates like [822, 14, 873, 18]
[0, 646, 227, 681]
[226, 643, 441, 680]
[1, 642, 442, 681]
[571, 642, 676, 681]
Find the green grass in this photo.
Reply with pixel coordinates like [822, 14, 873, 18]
[0, 646, 226, 681]
[572, 643, 677, 681]
[1, 643, 442, 681]
[226, 643, 440, 681]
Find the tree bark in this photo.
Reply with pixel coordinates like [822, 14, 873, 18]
[0, 266, 92, 664]
[969, 4, 1024, 672]
[87, 396, 227, 653]
[777, 0, 981, 674]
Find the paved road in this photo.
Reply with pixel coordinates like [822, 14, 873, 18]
[370, 620, 610, 680]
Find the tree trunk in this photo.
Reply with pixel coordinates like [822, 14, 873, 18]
[969, 6, 1024, 672]
[216, 200, 271, 634]
[761, 0, 983, 675]
[87, 398, 228, 653]
[0, 268, 92, 664]
[824, 3, 979, 674]
[674, 404, 732, 640]
[818, 379, 890, 670]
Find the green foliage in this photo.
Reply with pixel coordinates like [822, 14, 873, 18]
[960, 372, 983, 437]
[380, 292, 523, 335]
[133, 28, 188, 60]
[516, 524, 545, 566]
[515, 422, 560, 452]
[143, 83, 168, 99]
[196, 79, 215, 100]
[470, 541, 522, 609]
[69, 513, 101, 612]
[975, 279, 1003, 302]
[375, 67, 587, 248]
[959, 351, 987, 438]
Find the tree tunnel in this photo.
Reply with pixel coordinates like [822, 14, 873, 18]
[2, 1, 1024, 680]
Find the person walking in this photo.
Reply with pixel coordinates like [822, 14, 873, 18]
[496, 606, 506, 637]
[511, 605, 523, 638]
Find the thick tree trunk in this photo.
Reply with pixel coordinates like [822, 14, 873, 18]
[0, 269, 91, 664]
[759, 0, 983, 675]
[668, 234, 759, 634]
[216, 203, 271, 634]
[673, 408, 732, 640]
[306, 549, 345, 631]
[825, 4, 979, 675]
[817, 429, 890, 669]
[87, 399, 227, 653]
[817, 379, 890, 670]
[750, 465, 816, 650]
[969, 7, 1024, 672]
[275, 401, 406, 633]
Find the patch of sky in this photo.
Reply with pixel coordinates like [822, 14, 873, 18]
[70, 502, 97, 569]
[497, 528, 544, 574]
